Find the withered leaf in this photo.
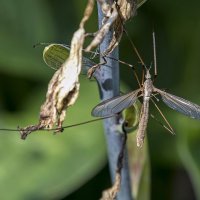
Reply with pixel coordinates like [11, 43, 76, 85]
[20, 0, 94, 139]
[103, 0, 137, 55]
[100, 172, 121, 200]
[117, 0, 137, 21]
[86, 0, 137, 55]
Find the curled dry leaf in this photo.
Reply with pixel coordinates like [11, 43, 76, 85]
[19, 0, 95, 139]
[86, 0, 137, 55]
[20, 28, 84, 139]
[40, 29, 84, 128]
[104, 0, 137, 55]
[100, 172, 121, 200]
[117, 0, 137, 21]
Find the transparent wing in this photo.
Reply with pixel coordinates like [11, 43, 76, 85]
[43, 44, 70, 70]
[81, 56, 96, 74]
[155, 88, 200, 119]
[92, 89, 141, 117]
[43, 44, 95, 72]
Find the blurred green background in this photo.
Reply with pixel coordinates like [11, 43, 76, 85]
[0, 0, 200, 200]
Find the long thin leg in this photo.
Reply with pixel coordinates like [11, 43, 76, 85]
[150, 98, 175, 134]
[123, 28, 145, 67]
[141, 65, 145, 86]
[87, 56, 107, 78]
[102, 56, 141, 87]
[89, 48, 100, 60]
[152, 30, 158, 81]
[112, 0, 145, 88]
[130, 67, 142, 88]
[88, 51, 142, 88]
[150, 114, 174, 134]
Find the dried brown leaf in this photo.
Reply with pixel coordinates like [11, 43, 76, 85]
[19, 0, 94, 139]
[85, 2, 118, 53]
[97, 0, 110, 13]
[100, 172, 121, 200]
[80, 0, 95, 28]
[86, 0, 137, 55]
[117, 0, 137, 21]
[103, 0, 137, 55]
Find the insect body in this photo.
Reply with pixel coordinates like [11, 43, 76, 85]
[136, 70, 153, 147]
[92, 69, 200, 147]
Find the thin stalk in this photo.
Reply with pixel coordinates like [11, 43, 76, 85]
[96, 2, 132, 200]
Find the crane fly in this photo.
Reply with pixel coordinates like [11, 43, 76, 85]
[92, 32, 200, 147]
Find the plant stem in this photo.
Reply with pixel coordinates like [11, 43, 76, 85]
[96, 2, 133, 200]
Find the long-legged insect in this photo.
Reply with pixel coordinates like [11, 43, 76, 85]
[40, 42, 141, 86]
[92, 32, 200, 147]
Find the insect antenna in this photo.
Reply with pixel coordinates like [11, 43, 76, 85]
[33, 42, 52, 48]
[148, 62, 153, 71]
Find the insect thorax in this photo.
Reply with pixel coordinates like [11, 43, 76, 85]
[144, 79, 153, 98]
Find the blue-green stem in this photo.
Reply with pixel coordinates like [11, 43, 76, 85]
[95, 2, 133, 200]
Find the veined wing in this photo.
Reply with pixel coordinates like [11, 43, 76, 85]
[155, 88, 200, 119]
[43, 44, 70, 70]
[92, 89, 141, 117]
[43, 44, 95, 71]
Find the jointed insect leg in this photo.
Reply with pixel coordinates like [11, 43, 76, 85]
[150, 98, 175, 134]
[87, 56, 107, 78]
[150, 114, 174, 134]
[152, 30, 158, 81]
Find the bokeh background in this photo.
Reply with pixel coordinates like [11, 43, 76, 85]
[0, 0, 200, 200]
